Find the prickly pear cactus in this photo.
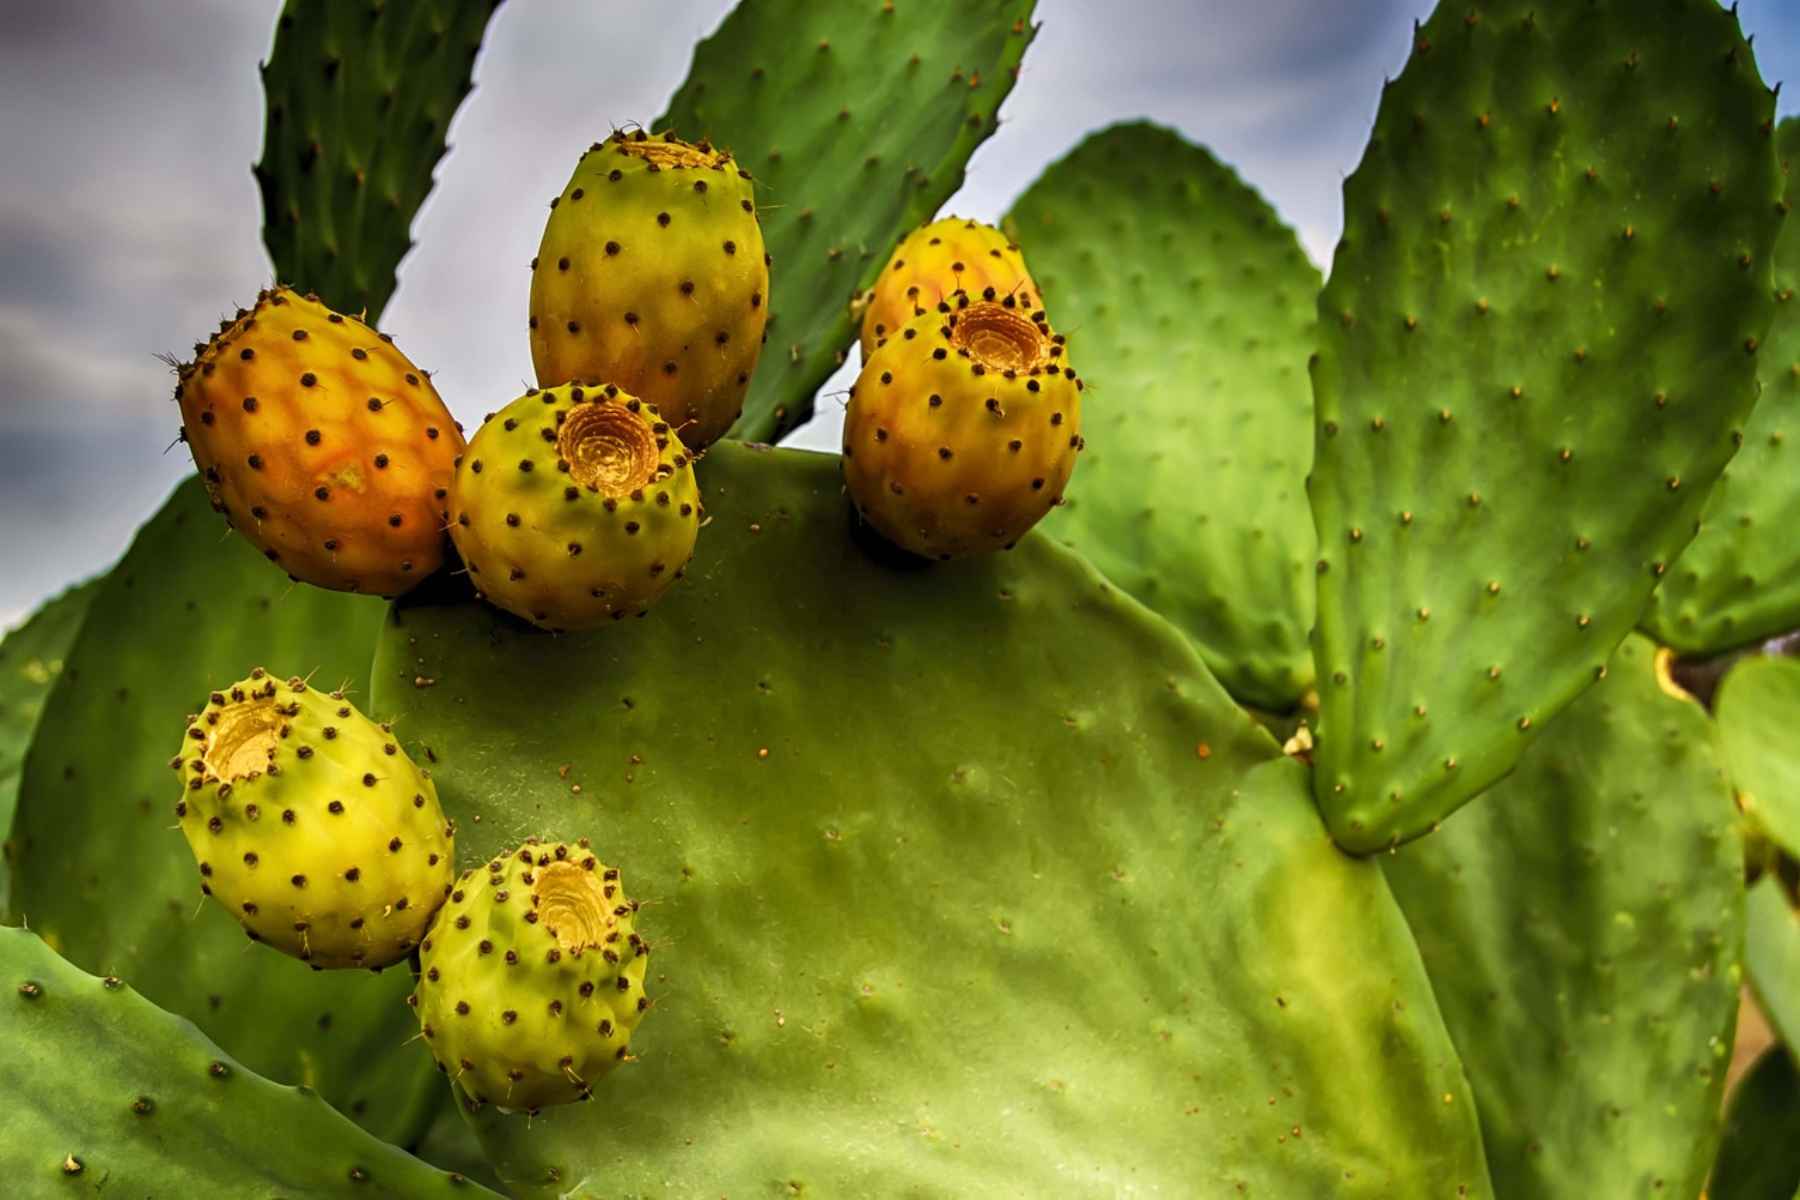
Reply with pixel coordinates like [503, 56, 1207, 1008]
[448, 383, 701, 630]
[1747, 877, 1800, 1050]
[529, 131, 768, 452]
[1710, 1045, 1800, 1200]
[843, 295, 1081, 558]
[1308, 0, 1782, 851]
[1715, 655, 1800, 856]
[176, 287, 465, 596]
[859, 216, 1038, 356]
[414, 840, 649, 1111]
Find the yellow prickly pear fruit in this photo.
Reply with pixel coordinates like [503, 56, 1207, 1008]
[843, 293, 1084, 560]
[528, 129, 768, 452]
[859, 217, 1039, 359]
[172, 668, 456, 970]
[175, 287, 465, 596]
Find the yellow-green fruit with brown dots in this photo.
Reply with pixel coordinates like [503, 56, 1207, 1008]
[175, 287, 465, 596]
[528, 130, 768, 451]
[448, 382, 702, 631]
[172, 668, 456, 970]
[413, 838, 650, 1110]
[859, 217, 1039, 359]
[843, 293, 1083, 559]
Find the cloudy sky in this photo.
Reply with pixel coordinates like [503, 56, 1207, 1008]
[3, 0, 1797, 628]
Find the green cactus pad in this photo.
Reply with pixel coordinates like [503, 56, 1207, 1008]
[1647, 118, 1800, 653]
[1716, 655, 1800, 856]
[1384, 635, 1741, 1199]
[1709, 1046, 1800, 1200]
[0, 580, 96, 908]
[658, 0, 1037, 443]
[6, 479, 439, 1144]
[372, 443, 1490, 1197]
[1748, 877, 1800, 1051]
[1308, 0, 1783, 851]
[1005, 120, 1320, 711]
[0, 925, 497, 1198]
[254, 0, 506, 322]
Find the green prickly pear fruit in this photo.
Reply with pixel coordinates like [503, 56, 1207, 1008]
[528, 130, 768, 452]
[175, 287, 466, 597]
[860, 216, 1040, 358]
[842, 293, 1083, 559]
[171, 668, 455, 969]
[412, 838, 650, 1110]
[448, 383, 702, 631]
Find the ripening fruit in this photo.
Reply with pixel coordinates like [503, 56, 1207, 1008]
[859, 217, 1039, 359]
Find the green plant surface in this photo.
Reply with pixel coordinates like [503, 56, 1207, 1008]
[0, 580, 97, 909]
[1647, 118, 1800, 653]
[1003, 121, 1319, 711]
[658, 0, 1037, 443]
[1308, 0, 1783, 852]
[5, 478, 438, 1146]
[255, 0, 507, 322]
[372, 442, 1491, 1198]
[0, 925, 496, 1198]
[1716, 655, 1800, 856]
[1747, 877, 1800, 1050]
[1710, 1046, 1800, 1200]
[1384, 635, 1741, 1199]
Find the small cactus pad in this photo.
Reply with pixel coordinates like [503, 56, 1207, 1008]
[372, 443, 1489, 1197]
[414, 839, 649, 1111]
[176, 287, 465, 597]
[1747, 877, 1800, 1051]
[1708, 1045, 1800, 1200]
[0, 926, 498, 1198]
[842, 294, 1081, 559]
[658, 0, 1037, 442]
[173, 668, 455, 970]
[529, 130, 768, 452]
[1384, 635, 1741, 1198]
[7, 480, 439, 1144]
[1646, 118, 1800, 653]
[449, 383, 701, 630]
[254, 0, 506, 321]
[1715, 655, 1800, 857]
[1308, 0, 1783, 851]
[1005, 121, 1320, 709]
[859, 216, 1038, 358]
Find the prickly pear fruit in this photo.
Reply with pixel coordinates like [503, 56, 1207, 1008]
[171, 668, 455, 969]
[448, 383, 701, 631]
[413, 838, 650, 1110]
[175, 287, 465, 596]
[842, 293, 1082, 559]
[860, 217, 1039, 358]
[528, 130, 768, 452]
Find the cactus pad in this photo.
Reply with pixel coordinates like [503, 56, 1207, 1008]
[1715, 654, 1800, 856]
[1747, 877, 1800, 1051]
[1309, 0, 1783, 850]
[1004, 121, 1320, 710]
[859, 216, 1038, 357]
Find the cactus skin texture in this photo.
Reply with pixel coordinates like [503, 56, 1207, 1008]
[1005, 121, 1320, 710]
[172, 668, 454, 970]
[255, 0, 506, 322]
[859, 217, 1038, 358]
[659, 0, 1037, 442]
[1715, 655, 1800, 857]
[7, 481, 440, 1144]
[373, 443, 1490, 1199]
[1647, 118, 1800, 654]
[842, 295, 1082, 559]
[1308, 0, 1782, 852]
[176, 287, 465, 597]
[528, 131, 768, 453]
[0, 926, 500, 1198]
[449, 383, 701, 630]
[413, 839, 649, 1111]
[1709, 1044, 1800, 1200]
[1384, 635, 1741, 1199]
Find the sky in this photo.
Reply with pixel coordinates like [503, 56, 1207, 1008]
[3, 0, 1798, 629]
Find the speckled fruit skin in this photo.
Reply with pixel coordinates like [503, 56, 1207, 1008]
[528, 130, 768, 452]
[448, 383, 702, 631]
[175, 287, 465, 596]
[413, 839, 650, 1111]
[843, 292, 1083, 559]
[172, 668, 455, 970]
[860, 216, 1039, 359]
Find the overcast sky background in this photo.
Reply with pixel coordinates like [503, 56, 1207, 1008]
[3, 1, 1797, 628]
